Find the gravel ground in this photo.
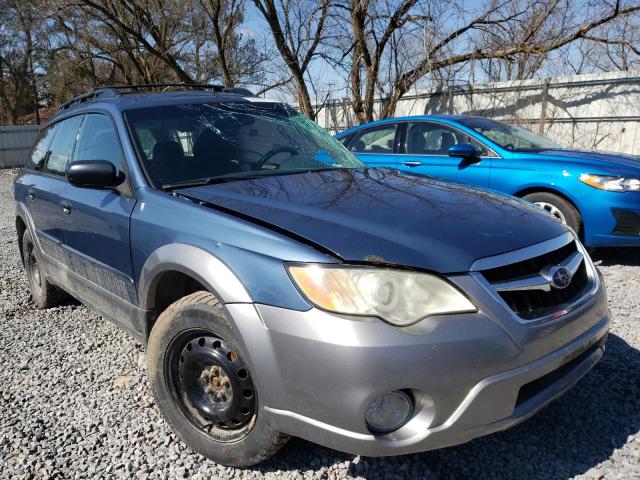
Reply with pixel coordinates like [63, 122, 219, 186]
[1, 168, 639, 480]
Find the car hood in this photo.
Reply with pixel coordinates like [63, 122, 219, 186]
[178, 169, 567, 273]
[537, 149, 640, 171]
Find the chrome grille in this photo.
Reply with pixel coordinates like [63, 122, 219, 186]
[472, 234, 596, 322]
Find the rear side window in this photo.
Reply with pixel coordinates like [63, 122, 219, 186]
[348, 125, 397, 153]
[27, 124, 58, 170]
[74, 114, 122, 167]
[337, 134, 352, 146]
[44, 116, 83, 176]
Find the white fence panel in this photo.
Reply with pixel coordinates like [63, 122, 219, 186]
[0, 125, 39, 168]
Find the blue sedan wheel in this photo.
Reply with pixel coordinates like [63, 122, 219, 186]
[523, 192, 582, 235]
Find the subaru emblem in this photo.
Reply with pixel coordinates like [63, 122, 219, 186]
[549, 266, 572, 289]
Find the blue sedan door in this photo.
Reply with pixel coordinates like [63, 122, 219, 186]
[345, 123, 399, 168]
[399, 121, 492, 187]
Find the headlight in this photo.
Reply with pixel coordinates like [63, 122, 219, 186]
[579, 173, 640, 192]
[287, 264, 476, 326]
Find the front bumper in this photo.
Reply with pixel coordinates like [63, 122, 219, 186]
[581, 190, 640, 247]
[225, 275, 609, 457]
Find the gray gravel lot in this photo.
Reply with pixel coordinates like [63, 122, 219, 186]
[1, 168, 639, 479]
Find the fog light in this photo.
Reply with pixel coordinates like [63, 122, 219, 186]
[365, 390, 413, 433]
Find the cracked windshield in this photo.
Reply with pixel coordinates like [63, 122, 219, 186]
[124, 101, 364, 188]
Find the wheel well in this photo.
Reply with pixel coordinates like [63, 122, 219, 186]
[15, 216, 27, 266]
[514, 187, 577, 210]
[147, 271, 208, 336]
[514, 186, 584, 237]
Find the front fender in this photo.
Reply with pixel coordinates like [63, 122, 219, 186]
[138, 243, 252, 310]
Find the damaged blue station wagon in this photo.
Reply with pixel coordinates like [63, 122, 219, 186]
[15, 85, 609, 467]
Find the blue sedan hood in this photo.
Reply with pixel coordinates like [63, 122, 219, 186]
[537, 149, 640, 171]
[178, 169, 567, 273]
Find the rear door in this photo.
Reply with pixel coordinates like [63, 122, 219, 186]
[346, 123, 400, 168]
[57, 113, 138, 307]
[399, 121, 492, 187]
[20, 122, 59, 240]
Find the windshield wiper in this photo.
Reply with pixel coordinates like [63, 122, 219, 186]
[162, 176, 260, 190]
[162, 167, 352, 191]
[511, 147, 556, 153]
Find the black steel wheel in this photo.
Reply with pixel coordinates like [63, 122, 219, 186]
[26, 239, 44, 298]
[22, 229, 67, 309]
[169, 332, 257, 442]
[147, 291, 288, 467]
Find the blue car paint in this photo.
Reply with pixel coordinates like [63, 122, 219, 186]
[129, 186, 324, 311]
[13, 91, 612, 463]
[337, 115, 640, 247]
[12, 95, 571, 332]
[176, 168, 566, 273]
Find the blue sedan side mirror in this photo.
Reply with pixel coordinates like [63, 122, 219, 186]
[448, 144, 479, 158]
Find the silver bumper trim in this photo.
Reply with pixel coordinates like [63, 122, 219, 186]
[470, 231, 574, 271]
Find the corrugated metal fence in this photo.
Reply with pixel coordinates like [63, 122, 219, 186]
[0, 125, 39, 168]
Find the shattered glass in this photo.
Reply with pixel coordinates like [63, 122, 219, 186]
[124, 101, 364, 188]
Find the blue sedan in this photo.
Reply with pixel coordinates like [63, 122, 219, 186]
[336, 115, 640, 248]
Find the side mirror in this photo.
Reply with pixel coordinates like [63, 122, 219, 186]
[448, 144, 479, 158]
[67, 160, 123, 189]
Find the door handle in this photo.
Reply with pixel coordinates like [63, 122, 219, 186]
[403, 161, 423, 167]
[61, 201, 72, 215]
[26, 189, 35, 200]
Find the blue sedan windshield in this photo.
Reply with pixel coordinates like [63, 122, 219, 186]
[458, 117, 561, 151]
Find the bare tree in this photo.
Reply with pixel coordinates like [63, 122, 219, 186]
[200, 0, 267, 88]
[74, 0, 197, 82]
[252, 0, 331, 119]
[3, 0, 639, 125]
[336, 0, 640, 122]
[582, 11, 640, 71]
[334, 0, 426, 123]
[0, 0, 46, 124]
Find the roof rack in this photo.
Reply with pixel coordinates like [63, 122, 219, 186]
[57, 84, 255, 112]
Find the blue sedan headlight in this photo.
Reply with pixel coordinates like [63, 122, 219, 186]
[579, 174, 640, 192]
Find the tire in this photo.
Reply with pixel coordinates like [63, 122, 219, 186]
[147, 291, 288, 467]
[22, 229, 67, 309]
[523, 192, 582, 234]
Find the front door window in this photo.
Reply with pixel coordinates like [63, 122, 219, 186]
[406, 123, 489, 156]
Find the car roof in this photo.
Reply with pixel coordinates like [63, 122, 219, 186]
[335, 114, 482, 136]
[47, 85, 267, 124]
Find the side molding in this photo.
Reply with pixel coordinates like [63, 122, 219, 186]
[138, 243, 252, 309]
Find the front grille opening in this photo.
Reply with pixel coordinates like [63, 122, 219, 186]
[482, 241, 577, 283]
[515, 340, 603, 408]
[479, 240, 593, 320]
[498, 262, 589, 320]
[612, 208, 640, 237]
